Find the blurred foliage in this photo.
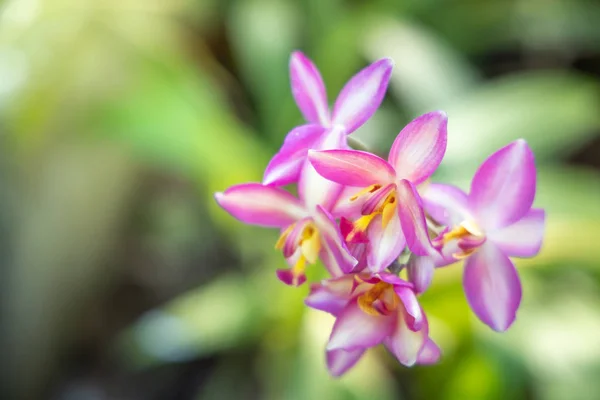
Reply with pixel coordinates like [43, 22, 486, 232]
[0, 0, 599, 399]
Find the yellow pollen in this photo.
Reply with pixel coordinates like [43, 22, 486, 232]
[291, 255, 307, 285]
[381, 195, 397, 229]
[441, 225, 470, 244]
[349, 184, 382, 201]
[357, 282, 398, 316]
[300, 225, 321, 263]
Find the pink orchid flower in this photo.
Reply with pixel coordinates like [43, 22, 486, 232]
[215, 183, 357, 286]
[421, 139, 545, 331]
[308, 111, 448, 273]
[262, 51, 394, 187]
[305, 273, 440, 377]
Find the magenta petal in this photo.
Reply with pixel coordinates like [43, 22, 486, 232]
[327, 348, 366, 377]
[421, 183, 471, 227]
[331, 185, 370, 219]
[366, 213, 406, 273]
[469, 139, 537, 231]
[463, 242, 522, 332]
[384, 308, 427, 366]
[395, 286, 424, 331]
[289, 51, 330, 125]
[397, 180, 436, 256]
[215, 183, 305, 227]
[305, 274, 356, 315]
[314, 206, 358, 276]
[488, 208, 545, 258]
[298, 127, 347, 211]
[388, 111, 448, 184]
[308, 149, 396, 187]
[332, 58, 394, 133]
[407, 256, 434, 294]
[263, 124, 325, 186]
[327, 300, 394, 351]
[416, 338, 441, 365]
[281, 218, 311, 258]
[276, 268, 307, 287]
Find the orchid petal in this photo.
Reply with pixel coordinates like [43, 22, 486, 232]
[298, 127, 346, 211]
[331, 186, 370, 219]
[407, 256, 435, 295]
[215, 183, 304, 227]
[366, 213, 406, 273]
[417, 338, 441, 365]
[305, 275, 355, 316]
[388, 111, 448, 184]
[463, 242, 522, 332]
[263, 124, 325, 186]
[327, 348, 366, 377]
[315, 206, 358, 276]
[276, 268, 307, 287]
[397, 180, 436, 256]
[384, 307, 427, 366]
[332, 58, 394, 133]
[489, 208, 545, 258]
[290, 51, 329, 125]
[308, 149, 396, 187]
[421, 183, 471, 227]
[327, 300, 394, 351]
[395, 286, 424, 331]
[469, 139, 537, 230]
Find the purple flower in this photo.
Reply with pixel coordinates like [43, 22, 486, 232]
[308, 111, 448, 273]
[215, 183, 357, 286]
[262, 51, 394, 187]
[422, 140, 545, 331]
[305, 273, 440, 377]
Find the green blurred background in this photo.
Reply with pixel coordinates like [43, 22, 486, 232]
[1, 0, 599, 399]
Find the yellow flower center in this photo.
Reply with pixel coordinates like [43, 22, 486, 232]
[347, 185, 397, 242]
[275, 222, 321, 284]
[357, 281, 399, 316]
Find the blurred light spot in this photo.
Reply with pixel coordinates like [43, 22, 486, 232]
[135, 310, 195, 362]
[1, 0, 39, 27]
[0, 47, 28, 103]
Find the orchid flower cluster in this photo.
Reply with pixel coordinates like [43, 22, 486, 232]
[215, 52, 545, 377]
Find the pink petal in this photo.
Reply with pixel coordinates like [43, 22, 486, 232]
[326, 348, 366, 377]
[305, 274, 357, 315]
[332, 58, 394, 133]
[215, 183, 305, 228]
[298, 127, 347, 211]
[327, 300, 394, 351]
[314, 206, 358, 276]
[416, 338, 441, 365]
[305, 277, 354, 316]
[263, 124, 325, 186]
[488, 208, 545, 258]
[276, 268, 307, 287]
[395, 286, 424, 331]
[281, 217, 312, 258]
[468, 139, 537, 231]
[331, 185, 369, 219]
[308, 149, 396, 187]
[397, 180, 437, 256]
[366, 213, 406, 273]
[421, 183, 471, 227]
[289, 51, 330, 125]
[384, 307, 427, 366]
[407, 256, 434, 295]
[388, 111, 448, 185]
[463, 242, 522, 332]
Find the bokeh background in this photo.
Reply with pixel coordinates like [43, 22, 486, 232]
[1, 0, 599, 399]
